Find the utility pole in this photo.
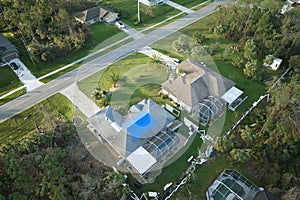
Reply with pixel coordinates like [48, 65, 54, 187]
[138, 0, 140, 23]
[20, 35, 36, 69]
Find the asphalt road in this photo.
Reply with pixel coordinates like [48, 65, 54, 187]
[0, 1, 227, 123]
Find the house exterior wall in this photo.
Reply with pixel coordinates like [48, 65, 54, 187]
[85, 18, 98, 25]
[162, 89, 192, 112]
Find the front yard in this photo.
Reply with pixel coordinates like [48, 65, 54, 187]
[0, 66, 23, 97]
[78, 52, 170, 109]
[99, 0, 181, 29]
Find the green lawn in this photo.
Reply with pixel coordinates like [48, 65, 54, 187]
[78, 52, 170, 108]
[171, 155, 261, 199]
[0, 93, 73, 146]
[99, 0, 180, 29]
[0, 66, 23, 96]
[0, 88, 26, 106]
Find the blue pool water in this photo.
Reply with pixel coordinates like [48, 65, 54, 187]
[124, 112, 157, 140]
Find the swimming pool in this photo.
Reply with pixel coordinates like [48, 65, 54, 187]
[124, 112, 157, 140]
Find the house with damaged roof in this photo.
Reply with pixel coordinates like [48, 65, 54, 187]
[74, 6, 118, 25]
[162, 61, 244, 124]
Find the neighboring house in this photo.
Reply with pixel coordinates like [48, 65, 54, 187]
[264, 57, 283, 71]
[162, 61, 242, 123]
[0, 33, 19, 63]
[88, 99, 181, 176]
[206, 169, 270, 200]
[139, 0, 164, 6]
[74, 6, 118, 25]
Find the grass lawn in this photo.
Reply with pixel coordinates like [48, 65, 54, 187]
[0, 66, 23, 96]
[0, 93, 73, 146]
[78, 52, 170, 108]
[99, 0, 180, 29]
[0, 88, 26, 106]
[171, 154, 261, 199]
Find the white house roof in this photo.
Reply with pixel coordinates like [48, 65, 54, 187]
[270, 58, 282, 70]
[126, 146, 157, 175]
[221, 86, 243, 105]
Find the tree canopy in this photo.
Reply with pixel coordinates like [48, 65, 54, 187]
[0, 0, 93, 62]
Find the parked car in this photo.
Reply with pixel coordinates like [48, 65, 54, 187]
[115, 21, 125, 29]
[10, 62, 19, 70]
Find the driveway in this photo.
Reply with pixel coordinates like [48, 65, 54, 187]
[118, 21, 145, 40]
[60, 84, 101, 118]
[9, 58, 44, 91]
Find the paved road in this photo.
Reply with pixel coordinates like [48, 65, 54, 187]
[0, 1, 226, 123]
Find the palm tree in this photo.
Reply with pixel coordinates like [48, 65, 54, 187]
[109, 72, 120, 88]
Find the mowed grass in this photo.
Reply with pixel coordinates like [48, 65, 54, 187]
[0, 93, 73, 146]
[99, 0, 180, 29]
[171, 154, 261, 200]
[0, 66, 23, 96]
[78, 52, 167, 102]
[0, 88, 26, 106]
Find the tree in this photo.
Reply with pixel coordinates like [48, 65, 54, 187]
[231, 56, 244, 68]
[210, 42, 219, 55]
[230, 149, 251, 163]
[240, 125, 256, 146]
[244, 39, 257, 61]
[151, 54, 162, 65]
[289, 55, 300, 73]
[243, 59, 258, 79]
[172, 35, 191, 56]
[191, 45, 206, 59]
[222, 47, 231, 61]
[263, 54, 274, 65]
[109, 72, 120, 88]
[192, 31, 206, 44]
[214, 137, 232, 153]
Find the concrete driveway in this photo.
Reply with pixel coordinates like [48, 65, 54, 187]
[9, 58, 44, 91]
